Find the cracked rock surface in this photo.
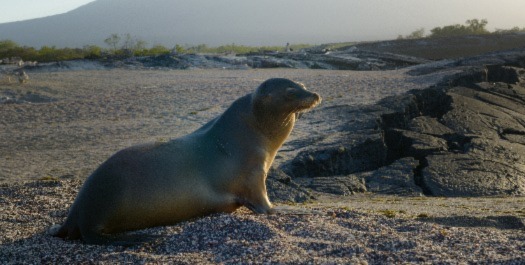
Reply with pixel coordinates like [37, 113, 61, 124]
[282, 61, 525, 197]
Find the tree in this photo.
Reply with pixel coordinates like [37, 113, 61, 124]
[430, 24, 466, 37]
[466, 19, 489, 34]
[0, 40, 19, 54]
[0, 40, 25, 59]
[406, 28, 425, 39]
[104, 33, 121, 54]
[430, 19, 489, 38]
[121, 33, 134, 51]
[133, 39, 148, 56]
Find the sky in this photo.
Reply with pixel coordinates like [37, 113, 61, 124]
[0, 0, 96, 23]
[1, 0, 524, 28]
[1, 0, 525, 46]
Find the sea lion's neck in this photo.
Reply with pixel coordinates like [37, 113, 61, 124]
[206, 94, 294, 157]
[251, 108, 296, 155]
[250, 96, 296, 152]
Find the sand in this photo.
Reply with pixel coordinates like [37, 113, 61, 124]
[1, 68, 524, 264]
[0, 68, 446, 183]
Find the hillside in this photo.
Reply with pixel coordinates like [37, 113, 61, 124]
[0, 0, 356, 48]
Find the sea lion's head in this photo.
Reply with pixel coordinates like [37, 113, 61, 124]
[252, 78, 321, 121]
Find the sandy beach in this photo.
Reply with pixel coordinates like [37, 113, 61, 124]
[0, 68, 446, 183]
[1, 68, 524, 264]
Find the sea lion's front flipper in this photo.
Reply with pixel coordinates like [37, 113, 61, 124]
[237, 197, 274, 214]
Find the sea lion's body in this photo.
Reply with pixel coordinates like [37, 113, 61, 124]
[50, 78, 321, 245]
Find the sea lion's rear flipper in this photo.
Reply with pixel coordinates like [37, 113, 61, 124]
[48, 223, 81, 240]
[48, 224, 67, 238]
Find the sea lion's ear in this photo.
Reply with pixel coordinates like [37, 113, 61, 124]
[253, 92, 271, 107]
[262, 93, 272, 104]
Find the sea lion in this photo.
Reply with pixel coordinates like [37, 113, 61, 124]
[50, 78, 321, 245]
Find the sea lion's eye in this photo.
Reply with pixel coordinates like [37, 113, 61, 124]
[285, 87, 297, 99]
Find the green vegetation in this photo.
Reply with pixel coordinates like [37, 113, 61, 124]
[398, 19, 525, 39]
[104, 33, 121, 53]
[430, 19, 489, 38]
[493, 26, 525, 34]
[181, 43, 312, 54]
[0, 41, 94, 62]
[0, 33, 312, 62]
[398, 28, 425, 40]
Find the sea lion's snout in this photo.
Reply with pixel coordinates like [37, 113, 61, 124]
[300, 90, 322, 110]
[310, 92, 322, 105]
[285, 83, 321, 107]
[293, 90, 321, 121]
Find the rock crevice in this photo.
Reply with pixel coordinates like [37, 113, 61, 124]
[279, 62, 525, 198]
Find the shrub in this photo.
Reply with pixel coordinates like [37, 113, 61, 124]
[83, 45, 102, 59]
[147, 45, 170, 55]
[494, 27, 525, 34]
[430, 19, 489, 38]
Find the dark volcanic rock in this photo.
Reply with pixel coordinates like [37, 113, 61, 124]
[266, 168, 314, 203]
[278, 62, 525, 198]
[383, 65, 525, 196]
[132, 54, 249, 70]
[292, 157, 422, 196]
[67, 45, 432, 71]
[294, 175, 366, 196]
[364, 157, 422, 195]
[420, 80, 525, 196]
[281, 103, 389, 179]
[285, 139, 387, 178]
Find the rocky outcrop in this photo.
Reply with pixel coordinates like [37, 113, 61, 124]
[420, 78, 525, 196]
[278, 60, 525, 198]
[380, 65, 525, 196]
[122, 50, 428, 71]
[266, 168, 314, 203]
[17, 48, 426, 72]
